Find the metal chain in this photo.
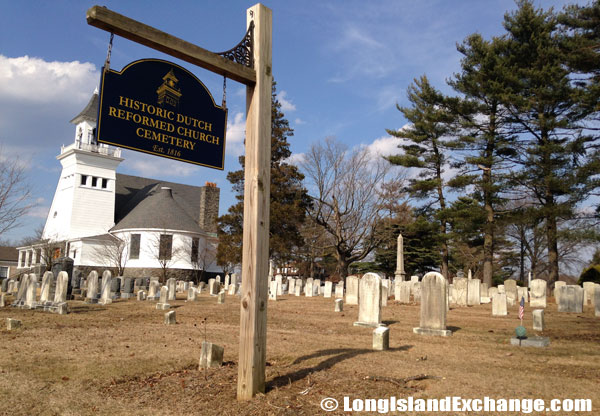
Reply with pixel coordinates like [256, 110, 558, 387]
[222, 75, 227, 109]
[104, 33, 114, 72]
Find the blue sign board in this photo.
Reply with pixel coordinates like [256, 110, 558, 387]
[97, 59, 227, 170]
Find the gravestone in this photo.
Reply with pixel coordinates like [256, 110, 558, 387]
[187, 287, 197, 301]
[39, 272, 54, 305]
[85, 271, 99, 303]
[498, 284, 505, 294]
[335, 283, 344, 299]
[13, 274, 29, 307]
[269, 280, 277, 300]
[1, 279, 7, 293]
[480, 282, 489, 298]
[199, 341, 224, 369]
[532, 309, 544, 331]
[230, 273, 237, 289]
[583, 282, 595, 306]
[288, 278, 296, 295]
[53, 271, 69, 314]
[0, 294, 5, 307]
[467, 279, 481, 306]
[529, 279, 547, 308]
[305, 279, 314, 298]
[354, 273, 383, 328]
[275, 274, 283, 296]
[381, 284, 388, 307]
[51, 257, 74, 299]
[228, 282, 236, 295]
[99, 271, 113, 305]
[556, 285, 584, 313]
[208, 279, 219, 296]
[517, 287, 529, 303]
[346, 276, 359, 305]
[553, 281, 566, 304]
[335, 299, 343, 312]
[71, 270, 82, 295]
[25, 275, 38, 309]
[454, 278, 468, 307]
[110, 278, 121, 299]
[156, 286, 170, 310]
[492, 293, 508, 316]
[595, 286, 600, 317]
[504, 280, 518, 304]
[216, 275, 222, 284]
[217, 290, 226, 304]
[373, 326, 390, 351]
[167, 278, 176, 301]
[148, 281, 161, 300]
[412, 281, 421, 303]
[396, 281, 411, 304]
[121, 278, 134, 299]
[294, 284, 302, 296]
[6, 318, 21, 330]
[137, 290, 147, 301]
[224, 274, 230, 290]
[323, 281, 333, 298]
[413, 272, 451, 336]
[134, 278, 143, 293]
[164, 310, 176, 325]
[410, 275, 419, 283]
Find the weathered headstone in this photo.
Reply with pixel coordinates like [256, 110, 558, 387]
[156, 286, 170, 310]
[137, 290, 147, 301]
[395, 281, 411, 304]
[504, 279, 518, 304]
[480, 282, 489, 298]
[323, 281, 333, 298]
[0, 294, 5, 308]
[217, 290, 226, 304]
[51, 257, 74, 299]
[288, 278, 296, 295]
[517, 286, 529, 303]
[294, 284, 302, 297]
[275, 274, 283, 296]
[346, 276, 359, 305]
[373, 326, 390, 351]
[85, 271, 99, 303]
[208, 278, 219, 296]
[492, 293, 508, 316]
[335, 298, 343, 312]
[532, 309, 544, 331]
[99, 271, 113, 305]
[553, 281, 566, 304]
[413, 272, 451, 336]
[556, 285, 584, 313]
[121, 278, 134, 299]
[110, 277, 121, 299]
[335, 282, 344, 299]
[25, 275, 38, 309]
[467, 279, 481, 306]
[148, 281, 161, 300]
[454, 278, 468, 307]
[313, 279, 321, 296]
[52, 272, 69, 314]
[164, 310, 176, 325]
[529, 279, 547, 308]
[583, 281, 595, 306]
[13, 274, 29, 306]
[412, 281, 421, 303]
[199, 341, 224, 369]
[498, 284, 505, 294]
[167, 278, 176, 301]
[0, 278, 7, 293]
[228, 282, 236, 295]
[354, 273, 383, 328]
[595, 286, 600, 317]
[488, 287, 499, 299]
[269, 280, 277, 300]
[187, 287, 197, 301]
[381, 284, 389, 307]
[305, 279, 314, 298]
[6, 318, 21, 330]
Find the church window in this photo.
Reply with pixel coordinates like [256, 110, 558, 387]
[0, 266, 8, 279]
[191, 237, 199, 263]
[101, 178, 108, 189]
[91, 177, 98, 187]
[159, 234, 172, 260]
[130, 234, 141, 259]
[81, 175, 88, 186]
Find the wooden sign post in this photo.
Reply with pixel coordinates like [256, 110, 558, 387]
[86, 3, 272, 400]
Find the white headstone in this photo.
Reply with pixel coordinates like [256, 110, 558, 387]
[346, 276, 359, 305]
[467, 279, 481, 306]
[529, 279, 547, 308]
[556, 285, 584, 313]
[354, 273, 383, 327]
[492, 293, 508, 316]
[413, 272, 451, 336]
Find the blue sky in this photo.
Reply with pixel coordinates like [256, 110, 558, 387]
[0, 0, 580, 243]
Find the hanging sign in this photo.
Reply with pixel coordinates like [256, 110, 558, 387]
[97, 59, 227, 170]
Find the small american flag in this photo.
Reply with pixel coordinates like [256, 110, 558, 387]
[518, 296, 525, 321]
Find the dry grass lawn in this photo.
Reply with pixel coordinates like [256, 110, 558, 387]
[0, 291, 598, 415]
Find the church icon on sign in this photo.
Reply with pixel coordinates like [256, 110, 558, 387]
[156, 69, 182, 107]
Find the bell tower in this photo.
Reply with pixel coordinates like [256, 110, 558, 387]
[42, 90, 124, 241]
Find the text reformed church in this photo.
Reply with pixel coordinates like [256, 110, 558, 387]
[16, 91, 221, 281]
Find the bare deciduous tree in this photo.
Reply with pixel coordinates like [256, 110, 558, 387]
[91, 234, 129, 276]
[0, 149, 34, 237]
[301, 136, 400, 278]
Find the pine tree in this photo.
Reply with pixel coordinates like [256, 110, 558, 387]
[386, 75, 455, 278]
[445, 33, 517, 287]
[217, 82, 310, 271]
[500, 0, 599, 284]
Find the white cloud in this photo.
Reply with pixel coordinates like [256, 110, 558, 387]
[285, 152, 305, 166]
[294, 118, 305, 125]
[0, 55, 98, 103]
[226, 112, 246, 157]
[276, 91, 296, 112]
[27, 205, 50, 219]
[365, 135, 400, 158]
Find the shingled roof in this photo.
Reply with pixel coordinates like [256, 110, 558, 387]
[110, 186, 203, 233]
[70, 91, 99, 124]
[0, 247, 18, 262]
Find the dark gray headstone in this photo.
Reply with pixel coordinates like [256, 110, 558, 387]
[122, 278, 133, 293]
[110, 278, 121, 293]
[71, 270, 82, 289]
[1, 279, 7, 293]
[134, 278, 143, 287]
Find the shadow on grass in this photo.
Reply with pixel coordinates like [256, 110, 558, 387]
[382, 320, 398, 326]
[267, 345, 413, 391]
[68, 305, 107, 314]
[447, 326, 462, 332]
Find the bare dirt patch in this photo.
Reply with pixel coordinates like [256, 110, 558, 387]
[0, 292, 598, 415]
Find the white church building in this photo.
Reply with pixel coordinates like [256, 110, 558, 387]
[17, 91, 221, 281]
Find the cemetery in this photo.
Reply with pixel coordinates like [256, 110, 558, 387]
[1, 270, 599, 415]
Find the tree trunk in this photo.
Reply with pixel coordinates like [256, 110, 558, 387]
[546, 213, 559, 285]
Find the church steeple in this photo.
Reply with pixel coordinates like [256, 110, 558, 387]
[70, 89, 99, 146]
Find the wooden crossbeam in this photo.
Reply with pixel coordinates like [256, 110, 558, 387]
[86, 6, 256, 85]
